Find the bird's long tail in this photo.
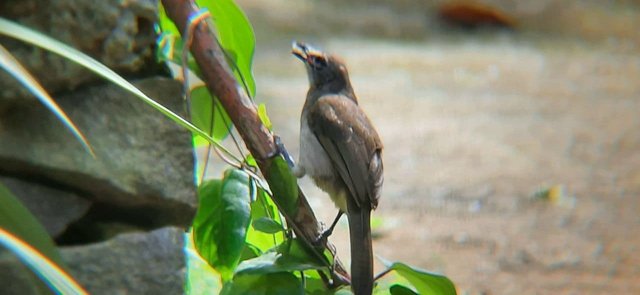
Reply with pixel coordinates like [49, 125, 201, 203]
[348, 207, 373, 295]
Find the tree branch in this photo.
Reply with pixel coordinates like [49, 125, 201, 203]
[161, 0, 349, 286]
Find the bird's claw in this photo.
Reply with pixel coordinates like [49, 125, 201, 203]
[274, 135, 296, 168]
[312, 223, 335, 247]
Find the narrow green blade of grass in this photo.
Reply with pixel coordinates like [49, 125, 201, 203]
[0, 228, 88, 295]
[0, 182, 64, 267]
[0, 17, 234, 160]
[0, 44, 94, 157]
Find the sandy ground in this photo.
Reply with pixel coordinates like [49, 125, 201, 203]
[205, 2, 640, 293]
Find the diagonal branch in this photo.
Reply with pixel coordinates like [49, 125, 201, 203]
[161, 0, 350, 287]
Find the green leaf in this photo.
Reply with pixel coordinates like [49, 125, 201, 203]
[246, 188, 284, 253]
[191, 86, 233, 146]
[265, 157, 299, 215]
[0, 44, 94, 157]
[389, 284, 419, 295]
[221, 272, 302, 295]
[157, 3, 181, 37]
[156, 4, 198, 70]
[193, 169, 252, 281]
[389, 262, 456, 295]
[235, 248, 324, 276]
[157, 5, 240, 143]
[196, 0, 256, 97]
[299, 272, 327, 295]
[236, 238, 326, 276]
[0, 183, 86, 294]
[240, 244, 260, 261]
[185, 232, 222, 295]
[252, 217, 284, 234]
[245, 154, 257, 168]
[257, 103, 272, 131]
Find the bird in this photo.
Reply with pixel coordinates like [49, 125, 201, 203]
[291, 41, 383, 295]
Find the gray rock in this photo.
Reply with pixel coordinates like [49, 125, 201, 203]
[0, 0, 159, 101]
[0, 77, 197, 227]
[0, 176, 91, 238]
[61, 227, 186, 295]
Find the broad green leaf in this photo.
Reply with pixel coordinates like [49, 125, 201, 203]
[156, 5, 235, 142]
[297, 270, 351, 295]
[0, 44, 94, 157]
[0, 183, 63, 266]
[389, 262, 456, 295]
[185, 231, 222, 295]
[156, 4, 197, 70]
[252, 217, 284, 234]
[235, 245, 325, 276]
[157, 4, 180, 37]
[191, 86, 233, 146]
[236, 238, 325, 276]
[299, 271, 326, 295]
[193, 169, 251, 281]
[246, 188, 284, 252]
[221, 272, 302, 295]
[0, 17, 233, 159]
[389, 284, 419, 295]
[265, 157, 299, 215]
[240, 244, 260, 261]
[196, 0, 256, 97]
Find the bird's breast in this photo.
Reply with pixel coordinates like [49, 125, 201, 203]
[299, 115, 334, 179]
[299, 116, 348, 211]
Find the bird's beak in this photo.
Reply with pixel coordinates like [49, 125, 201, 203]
[292, 41, 324, 64]
[292, 41, 309, 63]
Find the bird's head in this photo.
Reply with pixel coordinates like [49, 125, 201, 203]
[292, 41, 353, 94]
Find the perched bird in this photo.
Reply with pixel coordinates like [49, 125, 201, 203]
[291, 42, 383, 295]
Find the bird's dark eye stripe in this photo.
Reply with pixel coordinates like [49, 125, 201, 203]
[312, 56, 327, 67]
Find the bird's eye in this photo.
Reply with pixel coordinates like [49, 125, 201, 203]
[311, 56, 327, 68]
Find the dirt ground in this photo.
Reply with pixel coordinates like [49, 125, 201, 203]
[213, 2, 640, 294]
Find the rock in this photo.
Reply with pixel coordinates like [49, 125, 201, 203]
[0, 0, 159, 101]
[0, 176, 91, 238]
[0, 227, 187, 294]
[0, 77, 197, 228]
[61, 227, 186, 295]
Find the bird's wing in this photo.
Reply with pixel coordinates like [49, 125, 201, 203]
[307, 94, 383, 209]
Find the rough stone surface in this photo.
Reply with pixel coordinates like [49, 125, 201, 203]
[0, 176, 91, 238]
[60, 227, 186, 295]
[0, 0, 159, 101]
[0, 227, 186, 295]
[0, 77, 196, 227]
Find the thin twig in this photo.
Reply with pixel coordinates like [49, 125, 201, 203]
[373, 268, 393, 282]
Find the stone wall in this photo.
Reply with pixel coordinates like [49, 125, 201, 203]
[0, 0, 195, 293]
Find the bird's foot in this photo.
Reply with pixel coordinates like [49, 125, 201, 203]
[313, 226, 335, 246]
[274, 135, 296, 168]
[313, 211, 343, 246]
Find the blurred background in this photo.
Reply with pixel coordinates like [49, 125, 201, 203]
[222, 0, 640, 294]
